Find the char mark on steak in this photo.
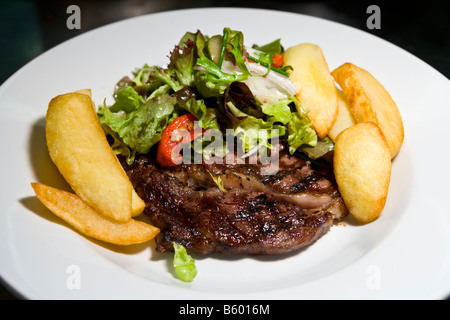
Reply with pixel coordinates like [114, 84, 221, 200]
[123, 145, 347, 255]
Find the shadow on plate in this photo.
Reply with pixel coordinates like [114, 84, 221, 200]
[28, 117, 72, 192]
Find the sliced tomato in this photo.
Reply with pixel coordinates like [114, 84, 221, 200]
[271, 53, 285, 68]
[156, 113, 204, 167]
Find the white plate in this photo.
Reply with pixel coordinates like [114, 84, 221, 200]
[1, 8, 449, 300]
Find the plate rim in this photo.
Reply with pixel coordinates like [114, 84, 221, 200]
[1, 7, 450, 300]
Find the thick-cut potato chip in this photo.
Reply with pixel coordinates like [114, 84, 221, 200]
[110, 150, 146, 217]
[283, 43, 338, 138]
[46, 91, 145, 221]
[31, 183, 159, 245]
[74, 88, 92, 97]
[333, 122, 391, 223]
[328, 89, 355, 142]
[331, 63, 404, 159]
[131, 191, 146, 217]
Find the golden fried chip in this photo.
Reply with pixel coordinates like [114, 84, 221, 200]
[31, 183, 159, 245]
[283, 43, 338, 138]
[333, 122, 392, 223]
[332, 63, 404, 158]
[46, 91, 145, 221]
[328, 89, 355, 142]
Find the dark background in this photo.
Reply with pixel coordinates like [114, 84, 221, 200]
[1, 0, 449, 300]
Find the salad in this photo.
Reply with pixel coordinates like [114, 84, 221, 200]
[97, 27, 333, 170]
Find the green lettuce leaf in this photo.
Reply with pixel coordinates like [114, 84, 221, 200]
[132, 64, 181, 97]
[252, 38, 283, 55]
[193, 71, 228, 98]
[261, 98, 293, 125]
[132, 64, 153, 87]
[173, 242, 197, 282]
[169, 30, 206, 87]
[98, 94, 179, 155]
[110, 86, 145, 113]
[234, 115, 286, 152]
[287, 111, 318, 154]
[174, 87, 220, 130]
[301, 136, 334, 160]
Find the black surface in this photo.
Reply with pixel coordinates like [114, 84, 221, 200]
[1, 0, 449, 300]
[1, 0, 449, 86]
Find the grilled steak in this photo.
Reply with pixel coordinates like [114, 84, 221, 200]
[122, 143, 347, 255]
